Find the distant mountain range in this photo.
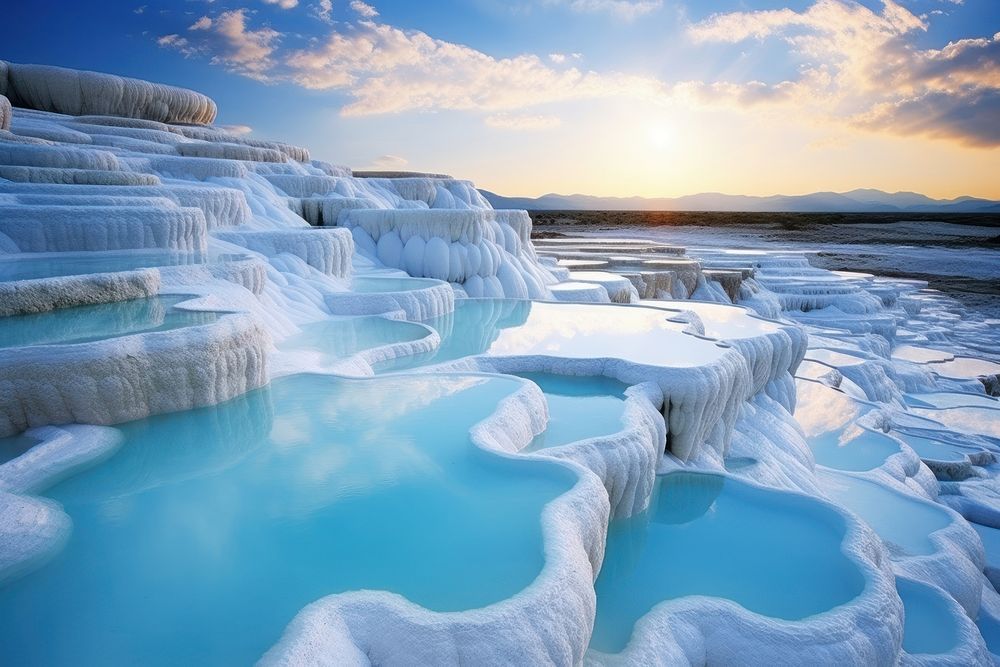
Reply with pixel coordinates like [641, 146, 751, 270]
[480, 188, 1000, 213]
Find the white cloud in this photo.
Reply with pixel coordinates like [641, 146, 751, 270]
[262, 0, 299, 9]
[156, 0, 1000, 146]
[485, 113, 562, 130]
[686, 1, 1000, 145]
[190, 16, 213, 30]
[159, 9, 280, 80]
[367, 154, 408, 169]
[313, 0, 333, 23]
[547, 0, 662, 20]
[350, 1, 379, 19]
[283, 21, 666, 115]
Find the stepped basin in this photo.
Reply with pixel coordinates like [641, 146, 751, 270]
[794, 380, 897, 471]
[0, 250, 247, 282]
[556, 259, 609, 270]
[896, 578, 960, 655]
[893, 430, 978, 463]
[892, 345, 953, 364]
[977, 612, 1000, 656]
[818, 470, 951, 556]
[472, 301, 725, 367]
[805, 348, 867, 368]
[929, 356, 1000, 379]
[590, 472, 865, 654]
[639, 300, 783, 340]
[0, 373, 576, 666]
[383, 299, 720, 370]
[970, 523, 1000, 576]
[517, 372, 628, 450]
[277, 316, 432, 364]
[349, 275, 445, 293]
[0, 295, 218, 348]
[376, 299, 533, 371]
[904, 392, 1000, 410]
[907, 405, 1000, 439]
[0, 433, 39, 465]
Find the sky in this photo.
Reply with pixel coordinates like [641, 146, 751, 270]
[2, 0, 999, 199]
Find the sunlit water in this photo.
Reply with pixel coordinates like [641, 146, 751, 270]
[516, 372, 628, 450]
[0, 373, 576, 665]
[0, 295, 219, 348]
[278, 316, 431, 364]
[818, 470, 951, 556]
[794, 380, 898, 471]
[590, 472, 864, 654]
[381, 298, 724, 372]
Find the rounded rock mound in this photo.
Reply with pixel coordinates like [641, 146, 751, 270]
[0, 61, 217, 125]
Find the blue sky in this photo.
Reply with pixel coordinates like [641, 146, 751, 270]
[2, 0, 999, 198]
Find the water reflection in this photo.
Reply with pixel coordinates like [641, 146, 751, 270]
[0, 295, 219, 348]
[0, 373, 576, 666]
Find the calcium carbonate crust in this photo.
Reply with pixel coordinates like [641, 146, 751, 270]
[0, 311, 270, 436]
[586, 474, 904, 667]
[325, 277, 456, 321]
[0, 268, 160, 316]
[0, 61, 217, 125]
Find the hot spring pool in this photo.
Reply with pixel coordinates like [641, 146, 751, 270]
[0, 295, 219, 348]
[590, 472, 864, 654]
[516, 372, 628, 450]
[349, 275, 444, 293]
[818, 470, 951, 556]
[896, 578, 960, 655]
[0, 373, 577, 665]
[795, 380, 898, 471]
[278, 316, 432, 364]
[0, 250, 246, 282]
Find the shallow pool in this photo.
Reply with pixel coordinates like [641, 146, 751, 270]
[893, 430, 976, 463]
[349, 275, 443, 293]
[0, 373, 576, 665]
[929, 356, 1000, 379]
[896, 578, 960, 655]
[794, 380, 897, 471]
[590, 472, 864, 654]
[907, 405, 1000, 439]
[278, 316, 431, 365]
[971, 522, 1000, 575]
[0, 433, 39, 465]
[0, 250, 244, 282]
[904, 392, 1000, 410]
[517, 373, 628, 450]
[0, 295, 219, 348]
[818, 471, 951, 556]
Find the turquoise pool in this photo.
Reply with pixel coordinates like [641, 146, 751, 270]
[0, 433, 39, 465]
[0, 295, 219, 348]
[0, 250, 248, 282]
[795, 380, 897, 471]
[278, 316, 431, 364]
[0, 373, 576, 665]
[818, 471, 951, 556]
[516, 372, 628, 450]
[897, 578, 960, 655]
[349, 275, 443, 293]
[590, 472, 864, 654]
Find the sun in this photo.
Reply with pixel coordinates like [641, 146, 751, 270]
[646, 124, 674, 150]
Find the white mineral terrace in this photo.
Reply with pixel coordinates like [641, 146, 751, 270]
[0, 63, 999, 666]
